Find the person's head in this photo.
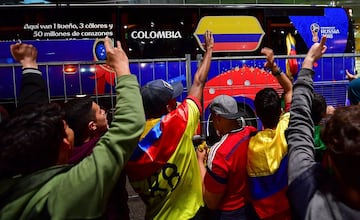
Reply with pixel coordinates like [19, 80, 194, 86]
[209, 95, 241, 136]
[0, 103, 74, 179]
[141, 80, 183, 119]
[321, 105, 360, 191]
[64, 96, 108, 146]
[312, 93, 327, 125]
[254, 88, 281, 129]
[348, 79, 360, 105]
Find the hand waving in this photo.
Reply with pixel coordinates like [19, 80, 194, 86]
[302, 36, 327, 69]
[104, 36, 131, 77]
[306, 36, 327, 62]
[10, 43, 38, 69]
[204, 30, 214, 51]
[261, 47, 276, 71]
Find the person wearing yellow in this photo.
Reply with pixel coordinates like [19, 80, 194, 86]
[246, 47, 293, 220]
[126, 31, 214, 220]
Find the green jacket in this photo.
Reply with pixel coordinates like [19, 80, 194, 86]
[314, 125, 327, 162]
[0, 75, 145, 220]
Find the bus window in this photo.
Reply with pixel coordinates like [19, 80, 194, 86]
[266, 17, 308, 54]
[122, 7, 198, 59]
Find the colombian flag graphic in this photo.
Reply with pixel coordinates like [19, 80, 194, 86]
[126, 105, 188, 181]
[194, 16, 265, 52]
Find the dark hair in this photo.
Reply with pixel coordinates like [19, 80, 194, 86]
[64, 96, 94, 146]
[321, 105, 360, 189]
[0, 103, 66, 179]
[255, 88, 281, 129]
[312, 93, 327, 125]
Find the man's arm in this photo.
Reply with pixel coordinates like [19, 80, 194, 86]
[103, 37, 131, 77]
[261, 47, 293, 110]
[47, 37, 145, 219]
[100, 36, 145, 164]
[188, 30, 214, 101]
[10, 43, 48, 107]
[285, 36, 327, 220]
[286, 36, 327, 184]
[196, 146, 225, 210]
[276, 70, 292, 112]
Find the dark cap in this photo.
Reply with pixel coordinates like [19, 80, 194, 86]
[141, 79, 183, 116]
[209, 95, 241, 119]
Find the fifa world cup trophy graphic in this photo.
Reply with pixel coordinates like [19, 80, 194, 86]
[310, 23, 320, 43]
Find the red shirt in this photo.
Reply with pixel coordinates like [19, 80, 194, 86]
[205, 126, 257, 211]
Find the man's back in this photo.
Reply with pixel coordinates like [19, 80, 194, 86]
[247, 112, 291, 219]
[206, 126, 256, 211]
[127, 98, 204, 219]
[246, 47, 293, 220]
[126, 31, 214, 219]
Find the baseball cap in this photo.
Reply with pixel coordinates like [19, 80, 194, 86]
[141, 79, 183, 115]
[209, 95, 241, 119]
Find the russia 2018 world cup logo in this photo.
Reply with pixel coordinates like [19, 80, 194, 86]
[310, 23, 320, 43]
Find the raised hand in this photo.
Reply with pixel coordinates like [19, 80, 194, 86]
[345, 69, 357, 81]
[10, 43, 38, 68]
[204, 30, 214, 51]
[103, 36, 131, 77]
[261, 47, 275, 70]
[306, 36, 327, 62]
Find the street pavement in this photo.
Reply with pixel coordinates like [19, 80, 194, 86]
[126, 178, 146, 220]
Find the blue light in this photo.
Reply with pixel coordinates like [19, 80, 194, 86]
[6, 58, 14, 64]
[21, 0, 49, 4]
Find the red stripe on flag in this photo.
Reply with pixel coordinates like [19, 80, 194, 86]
[251, 187, 291, 219]
[126, 103, 189, 181]
[214, 42, 259, 51]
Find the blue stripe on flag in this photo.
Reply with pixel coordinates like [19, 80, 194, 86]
[130, 121, 162, 161]
[248, 154, 288, 200]
[198, 34, 262, 43]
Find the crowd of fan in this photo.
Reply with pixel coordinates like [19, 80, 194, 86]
[0, 33, 359, 220]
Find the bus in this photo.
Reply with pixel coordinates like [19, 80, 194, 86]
[0, 4, 355, 134]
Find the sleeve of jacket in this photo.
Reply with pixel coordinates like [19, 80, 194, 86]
[285, 68, 322, 220]
[46, 75, 145, 219]
[18, 68, 48, 108]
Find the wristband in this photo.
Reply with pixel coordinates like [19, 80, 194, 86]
[22, 68, 42, 76]
[272, 68, 282, 77]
